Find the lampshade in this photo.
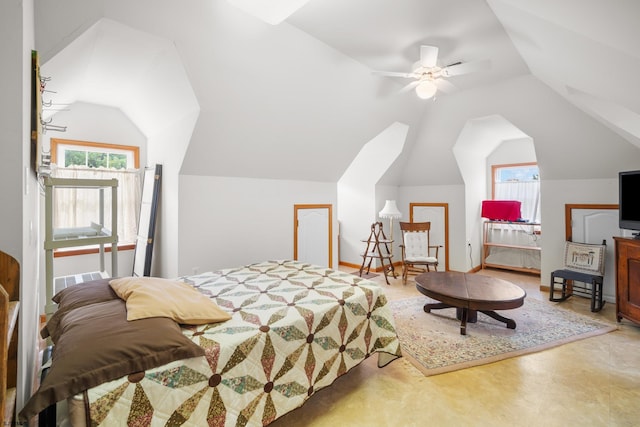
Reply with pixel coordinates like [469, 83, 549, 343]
[415, 80, 437, 99]
[379, 200, 402, 219]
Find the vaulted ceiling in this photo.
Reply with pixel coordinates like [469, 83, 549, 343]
[289, 0, 640, 148]
[35, 0, 640, 185]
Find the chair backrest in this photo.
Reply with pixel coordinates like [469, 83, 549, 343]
[400, 222, 432, 259]
[563, 241, 606, 276]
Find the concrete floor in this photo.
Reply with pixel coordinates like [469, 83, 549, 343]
[271, 267, 640, 427]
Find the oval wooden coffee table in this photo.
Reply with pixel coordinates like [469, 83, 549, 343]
[415, 271, 526, 335]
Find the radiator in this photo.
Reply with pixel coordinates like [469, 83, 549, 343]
[54, 271, 109, 294]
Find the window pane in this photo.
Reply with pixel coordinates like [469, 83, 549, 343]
[109, 153, 127, 169]
[65, 150, 87, 167]
[87, 152, 108, 168]
[496, 166, 539, 182]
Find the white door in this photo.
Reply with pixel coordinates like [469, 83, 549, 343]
[295, 206, 332, 268]
[571, 207, 633, 302]
[411, 204, 448, 271]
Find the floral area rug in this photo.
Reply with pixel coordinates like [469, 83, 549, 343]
[389, 296, 616, 376]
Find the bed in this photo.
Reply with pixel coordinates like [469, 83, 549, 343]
[20, 260, 402, 426]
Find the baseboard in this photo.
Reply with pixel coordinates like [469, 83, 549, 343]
[339, 260, 403, 273]
[339, 261, 360, 270]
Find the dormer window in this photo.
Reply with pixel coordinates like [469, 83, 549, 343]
[492, 163, 541, 223]
[50, 138, 141, 246]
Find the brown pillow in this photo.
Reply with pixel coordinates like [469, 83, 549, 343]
[52, 277, 118, 306]
[42, 278, 119, 341]
[109, 276, 231, 324]
[19, 298, 205, 422]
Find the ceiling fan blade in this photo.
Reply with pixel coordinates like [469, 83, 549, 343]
[399, 81, 419, 94]
[441, 59, 491, 77]
[372, 70, 415, 78]
[435, 79, 457, 94]
[420, 45, 439, 68]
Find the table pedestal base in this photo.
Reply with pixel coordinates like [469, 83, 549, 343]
[424, 303, 517, 335]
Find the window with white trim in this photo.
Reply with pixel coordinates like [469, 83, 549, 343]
[492, 163, 541, 223]
[51, 139, 141, 245]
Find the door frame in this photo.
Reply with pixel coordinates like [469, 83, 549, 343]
[564, 203, 619, 302]
[565, 204, 618, 241]
[293, 204, 333, 268]
[409, 202, 450, 271]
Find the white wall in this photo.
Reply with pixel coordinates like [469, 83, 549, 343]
[20, 0, 41, 413]
[452, 118, 511, 268]
[338, 122, 408, 267]
[147, 110, 200, 278]
[0, 0, 40, 411]
[486, 137, 536, 195]
[0, 4, 26, 256]
[39, 102, 148, 164]
[178, 175, 338, 274]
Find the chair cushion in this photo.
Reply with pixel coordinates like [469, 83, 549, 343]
[403, 232, 429, 258]
[551, 269, 603, 283]
[406, 256, 438, 263]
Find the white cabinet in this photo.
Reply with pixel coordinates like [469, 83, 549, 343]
[482, 221, 541, 275]
[44, 177, 118, 317]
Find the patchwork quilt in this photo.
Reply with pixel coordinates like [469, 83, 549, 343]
[86, 261, 402, 426]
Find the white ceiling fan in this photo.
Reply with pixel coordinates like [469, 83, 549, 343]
[373, 45, 491, 99]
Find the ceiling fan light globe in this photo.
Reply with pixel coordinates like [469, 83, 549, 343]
[415, 80, 437, 99]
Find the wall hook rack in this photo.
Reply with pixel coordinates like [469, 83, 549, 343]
[40, 117, 67, 134]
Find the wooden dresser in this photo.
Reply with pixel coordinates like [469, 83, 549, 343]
[614, 237, 640, 325]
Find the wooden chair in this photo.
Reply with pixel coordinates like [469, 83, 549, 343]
[399, 222, 440, 285]
[549, 240, 606, 312]
[0, 250, 20, 425]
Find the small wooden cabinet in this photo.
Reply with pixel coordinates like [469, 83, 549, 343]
[614, 237, 640, 325]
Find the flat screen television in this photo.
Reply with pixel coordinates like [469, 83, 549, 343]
[619, 170, 640, 236]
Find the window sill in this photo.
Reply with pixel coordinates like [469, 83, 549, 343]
[53, 244, 135, 258]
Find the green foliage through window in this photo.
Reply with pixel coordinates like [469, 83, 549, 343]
[65, 150, 87, 167]
[88, 152, 107, 168]
[62, 148, 130, 169]
[109, 153, 127, 169]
